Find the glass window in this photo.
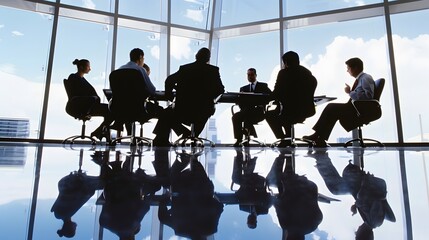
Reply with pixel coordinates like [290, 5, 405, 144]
[390, 9, 429, 143]
[283, 16, 396, 144]
[45, 16, 113, 140]
[118, 0, 164, 22]
[283, 0, 382, 17]
[60, 0, 114, 13]
[220, 0, 279, 27]
[216, 31, 280, 144]
[0, 6, 53, 139]
[171, 0, 212, 30]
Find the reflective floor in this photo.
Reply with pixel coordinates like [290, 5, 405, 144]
[1, 143, 428, 240]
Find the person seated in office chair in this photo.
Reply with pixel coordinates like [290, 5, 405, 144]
[66, 59, 114, 140]
[155, 47, 225, 145]
[303, 57, 375, 147]
[232, 68, 272, 147]
[111, 48, 189, 146]
[265, 51, 318, 148]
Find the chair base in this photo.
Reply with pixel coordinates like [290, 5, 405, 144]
[174, 136, 215, 148]
[111, 135, 152, 146]
[344, 138, 384, 148]
[240, 138, 265, 147]
[62, 135, 97, 145]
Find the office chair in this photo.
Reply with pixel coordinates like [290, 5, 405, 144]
[173, 121, 215, 147]
[62, 79, 97, 145]
[344, 78, 385, 148]
[108, 69, 153, 147]
[231, 104, 265, 147]
[267, 101, 314, 148]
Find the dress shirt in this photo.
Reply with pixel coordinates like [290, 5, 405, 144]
[349, 72, 375, 100]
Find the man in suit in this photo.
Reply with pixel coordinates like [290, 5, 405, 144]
[156, 47, 225, 143]
[232, 68, 272, 147]
[265, 51, 318, 147]
[303, 57, 375, 147]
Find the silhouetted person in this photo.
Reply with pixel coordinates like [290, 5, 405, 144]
[232, 68, 272, 146]
[267, 150, 323, 239]
[265, 51, 317, 147]
[231, 148, 272, 229]
[158, 151, 224, 239]
[303, 57, 375, 147]
[310, 150, 396, 239]
[66, 59, 113, 140]
[157, 47, 225, 144]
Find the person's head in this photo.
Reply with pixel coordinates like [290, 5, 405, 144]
[57, 220, 77, 238]
[355, 223, 374, 240]
[282, 51, 300, 68]
[247, 68, 257, 83]
[129, 48, 145, 66]
[247, 212, 257, 229]
[346, 57, 364, 78]
[72, 59, 90, 74]
[195, 47, 211, 63]
[143, 63, 150, 75]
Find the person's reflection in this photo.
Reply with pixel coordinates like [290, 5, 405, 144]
[158, 150, 224, 239]
[51, 149, 106, 238]
[99, 149, 161, 240]
[231, 148, 272, 229]
[267, 149, 323, 240]
[309, 149, 396, 240]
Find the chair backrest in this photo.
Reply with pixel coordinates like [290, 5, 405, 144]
[108, 68, 149, 121]
[63, 79, 95, 120]
[373, 78, 385, 101]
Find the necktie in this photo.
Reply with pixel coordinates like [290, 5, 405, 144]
[250, 83, 255, 92]
[351, 79, 358, 91]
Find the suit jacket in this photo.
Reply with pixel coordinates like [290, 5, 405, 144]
[271, 65, 317, 122]
[238, 82, 272, 114]
[165, 61, 225, 122]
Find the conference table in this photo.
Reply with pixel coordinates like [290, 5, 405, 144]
[103, 89, 337, 106]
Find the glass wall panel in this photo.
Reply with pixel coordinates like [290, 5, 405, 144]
[216, 31, 280, 144]
[220, 0, 278, 27]
[283, 0, 382, 17]
[60, 0, 113, 13]
[118, 0, 163, 22]
[283, 16, 396, 144]
[390, 9, 429, 143]
[0, 6, 53, 139]
[171, 0, 212, 30]
[45, 16, 113, 140]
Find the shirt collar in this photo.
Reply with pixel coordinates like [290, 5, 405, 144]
[355, 72, 364, 80]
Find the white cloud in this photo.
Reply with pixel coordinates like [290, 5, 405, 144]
[0, 24, 4, 29]
[82, 0, 96, 9]
[11, 31, 23, 36]
[0, 64, 16, 74]
[170, 36, 192, 60]
[151, 45, 160, 60]
[185, 9, 204, 22]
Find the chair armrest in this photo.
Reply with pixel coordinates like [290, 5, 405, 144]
[266, 100, 282, 115]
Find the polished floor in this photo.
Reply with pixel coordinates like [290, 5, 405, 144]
[0, 142, 428, 240]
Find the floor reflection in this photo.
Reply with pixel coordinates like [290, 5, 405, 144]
[0, 144, 427, 239]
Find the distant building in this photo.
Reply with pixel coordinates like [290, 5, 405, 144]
[0, 117, 30, 138]
[0, 118, 29, 166]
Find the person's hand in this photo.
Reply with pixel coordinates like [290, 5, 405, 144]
[344, 83, 351, 94]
